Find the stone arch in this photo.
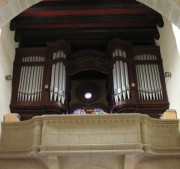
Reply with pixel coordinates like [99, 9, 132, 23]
[136, 0, 180, 28]
[0, 0, 42, 28]
[0, 0, 179, 29]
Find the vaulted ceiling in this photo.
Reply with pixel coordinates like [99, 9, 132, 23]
[10, 0, 163, 50]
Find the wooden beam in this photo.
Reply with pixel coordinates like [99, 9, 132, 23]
[15, 28, 158, 42]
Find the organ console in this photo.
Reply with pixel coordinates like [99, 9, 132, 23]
[10, 40, 169, 120]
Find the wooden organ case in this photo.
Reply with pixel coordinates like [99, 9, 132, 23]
[108, 40, 169, 117]
[10, 40, 70, 120]
[10, 40, 169, 120]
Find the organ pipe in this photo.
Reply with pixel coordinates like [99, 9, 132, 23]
[135, 54, 163, 100]
[17, 56, 45, 102]
[50, 50, 67, 104]
[112, 64, 118, 103]
[123, 61, 130, 99]
[50, 53, 56, 101]
[112, 48, 130, 103]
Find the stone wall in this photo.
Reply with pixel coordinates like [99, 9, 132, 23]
[0, 114, 179, 169]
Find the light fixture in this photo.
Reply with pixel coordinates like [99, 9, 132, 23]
[5, 75, 12, 80]
[84, 92, 92, 99]
[76, 82, 100, 103]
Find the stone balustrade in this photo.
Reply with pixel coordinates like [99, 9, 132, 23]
[0, 114, 180, 169]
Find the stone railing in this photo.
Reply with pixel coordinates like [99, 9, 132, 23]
[0, 114, 180, 169]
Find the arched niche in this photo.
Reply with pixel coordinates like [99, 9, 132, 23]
[68, 49, 110, 114]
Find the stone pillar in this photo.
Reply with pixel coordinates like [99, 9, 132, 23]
[47, 155, 59, 169]
[124, 154, 136, 169]
[32, 121, 42, 154]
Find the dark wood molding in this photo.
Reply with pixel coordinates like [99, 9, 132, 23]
[69, 49, 109, 75]
[10, 0, 163, 47]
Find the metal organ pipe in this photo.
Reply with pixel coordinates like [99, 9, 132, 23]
[136, 56, 141, 99]
[50, 53, 56, 101]
[50, 50, 66, 104]
[33, 56, 39, 101]
[135, 53, 163, 100]
[62, 64, 66, 104]
[58, 62, 63, 103]
[31, 57, 37, 101]
[54, 58, 59, 101]
[17, 56, 45, 102]
[119, 50, 126, 100]
[25, 57, 31, 101]
[35, 57, 41, 101]
[112, 64, 118, 103]
[28, 56, 35, 101]
[123, 51, 130, 99]
[112, 48, 130, 103]
[22, 58, 28, 101]
[39, 57, 44, 100]
[149, 58, 156, 100]
[116, 60, 122, 101]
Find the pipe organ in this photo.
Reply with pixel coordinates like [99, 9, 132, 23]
[11, 41, 70, 120]
[10, 40, 169, 120]
[109, 40, 168, 116]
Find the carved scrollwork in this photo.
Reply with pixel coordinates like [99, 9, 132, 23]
[69, 49, 110, 74]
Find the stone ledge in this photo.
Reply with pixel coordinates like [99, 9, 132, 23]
[39, 143, 144, 156]
[143, 144, 180, 155]
[0, 113, 180, 160]
[0, 146, 36, 158]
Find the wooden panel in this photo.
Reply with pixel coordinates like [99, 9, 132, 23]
[10, 0, 163, 48]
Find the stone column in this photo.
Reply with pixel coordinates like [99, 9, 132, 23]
[32, 121, 42, 154]
[47, 155, 59, 169]
[124, 154, 136, 169]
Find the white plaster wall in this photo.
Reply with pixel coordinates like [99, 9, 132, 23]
[156, 17, 180, 118]
[0, 0, 42, 28]
[0, 23, 18, 132]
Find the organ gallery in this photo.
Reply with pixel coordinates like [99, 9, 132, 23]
[10, 39, 169, 120]
[9, 0, 169, 120]
[2, 2, 180, 169]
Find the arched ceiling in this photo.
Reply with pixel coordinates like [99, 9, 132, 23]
[10, 0, 164, 49]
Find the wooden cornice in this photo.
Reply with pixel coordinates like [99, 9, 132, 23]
[10, 0, 163, 47]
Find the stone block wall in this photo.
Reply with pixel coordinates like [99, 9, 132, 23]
[0, 114, 180, 169]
